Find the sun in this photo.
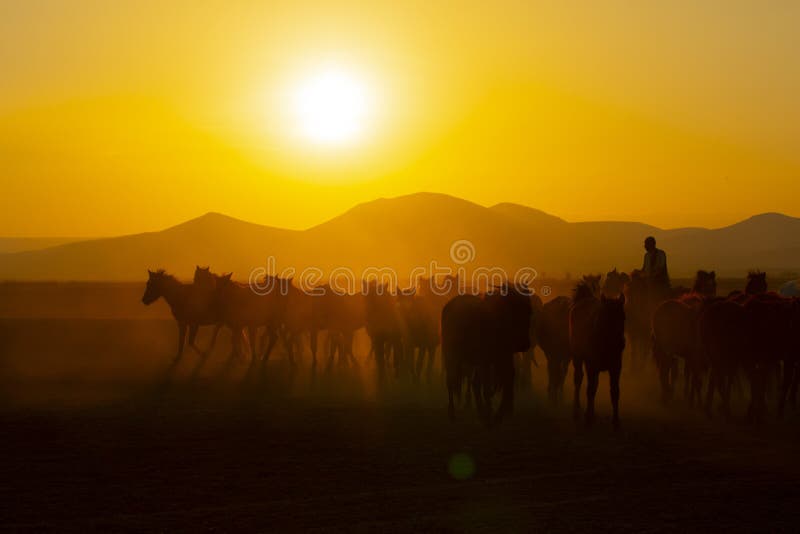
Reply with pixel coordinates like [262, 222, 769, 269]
[289, 65, 373, 147]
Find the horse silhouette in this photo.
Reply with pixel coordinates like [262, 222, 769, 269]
[363, 280, 405, 379]
[141, 269, 219, 366]
[442, 283, 532, 426]
[602, 268, 630, 298]
[624, 269, 650, 372]
[569, 279, 626, 428]
[516, 293, 544, 390]
[401, 275, 459, 381]
[745, 271, 768, 295]
[211, 272, 285, 367]
[743, 292, 797, 421]
[278, 279, 316, 367]
[699, 298, 747, 418]
[311, 284, 367, 369]
[651, 270, 717, 404]
[536, 296, 571, 404]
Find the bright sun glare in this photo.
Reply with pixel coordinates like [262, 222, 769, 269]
[289, 66, 373, 147]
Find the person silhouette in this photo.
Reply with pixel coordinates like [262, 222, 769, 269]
[642, 236, 669, 301]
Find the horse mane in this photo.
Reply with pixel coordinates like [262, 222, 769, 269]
[152, 269, 179, 284]
[572, 277, 599, 303]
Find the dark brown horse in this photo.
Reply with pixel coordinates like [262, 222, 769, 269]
[212, 272, 285, 366]
[743, 293, 797, 421]
[699, 298, 746, 418]
[442, 283, 532, 426]
[516, 293, 544, 390]
[624, 269, 650, 372]
[141, 269, 219, 365]
[569, 278, 626, 428]
[535, 296, 571, 404]
[602, 268, 630, 298]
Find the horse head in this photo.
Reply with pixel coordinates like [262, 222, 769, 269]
[693, 270, 717, 297]
[142, 269, 172, 305]
[745, 271, 768, 295]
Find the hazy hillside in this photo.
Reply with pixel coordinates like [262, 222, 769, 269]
[0, 237, 82, 254]
[1, 193, 798, 281]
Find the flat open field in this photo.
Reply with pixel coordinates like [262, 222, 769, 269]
[1, 281, 799, 532]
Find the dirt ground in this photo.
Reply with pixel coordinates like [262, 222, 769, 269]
[1, 316, 800, 532]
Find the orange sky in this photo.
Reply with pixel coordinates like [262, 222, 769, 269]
[2, 1, 799, 237]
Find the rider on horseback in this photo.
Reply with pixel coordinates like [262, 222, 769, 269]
[642, 236, 670, 301]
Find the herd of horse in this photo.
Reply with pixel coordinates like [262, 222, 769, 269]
[141, 267, 800, 429]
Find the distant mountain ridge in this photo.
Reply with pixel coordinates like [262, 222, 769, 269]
[1, 192, 799, 281]
[0, 237, 84, 255]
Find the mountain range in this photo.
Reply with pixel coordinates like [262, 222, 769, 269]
[1, 192, 799, 281]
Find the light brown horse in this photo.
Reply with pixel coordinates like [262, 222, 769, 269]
[651, 270, 717, 405]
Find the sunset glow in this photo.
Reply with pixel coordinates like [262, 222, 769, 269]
[288, 65, 373, 146]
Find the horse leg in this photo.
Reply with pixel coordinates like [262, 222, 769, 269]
[472, 370, 488, 424]
[653, 343, 671, 404]
[778, 360, 794, 418]
[573, 358, 584, 421]
[393, 338, 403, 379]
[689, 362, 703, 409]
[480, 369, 495, 427]
[418, 346, 426, 380]
[187, 325, 212, 379]
[585, 368, 599, 426]
[447, 372, 456, 421]
[610, 367, 621, 430]
[546, 356, 557, 404]
[374, 337, 386, 381]
[281, 328, 296, 367]
[247, 326, 259, 368]
[187, 324, 201, 355]
[174, 322, 188, 364]
[309, 328, 318, 368]
[683, 358, 691, 402]
[789, 362, 799, 411]
[204, 324, 221, 356]
[261, 327, 279, 366]
[324, 333, 333, 368]
[705, 367, 717, 417]
[670, 357, 679, 401]
[496, 366, 515, 424]
[341, 331, 356, 367]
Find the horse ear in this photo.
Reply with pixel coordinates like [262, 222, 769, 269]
[147, 269, 154, 276]
[222, 272, 233, 280]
